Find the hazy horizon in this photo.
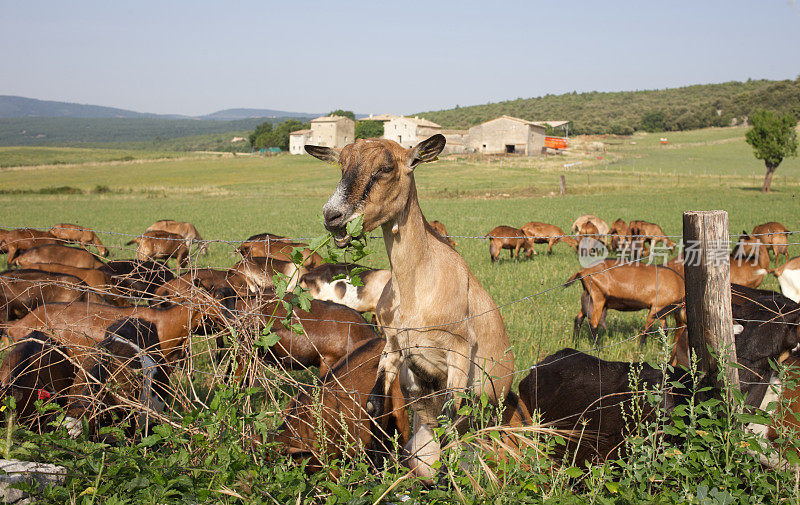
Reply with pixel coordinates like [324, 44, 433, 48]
[3, 1, 799, 117]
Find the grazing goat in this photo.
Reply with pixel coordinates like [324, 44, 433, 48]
[64, 318, 168, 440]
[153, 268, 246, 300]
[521, 222, 577, 254]
[607, 219, 630, 252]
[238, 233, 323, 268]
[10, 244, 105, 270]
[487, 225, 532, 262]
[0, 269, 92, 326]
[571, 215, 609, 240]
[127, 230, 189, 269]
[736, 222, 790, 265]
[270, 338, 410, 472]
[628, 220, 676, 252]
[145, 219, 208, 255]
[773, 256, 800, 303]
[309, 135, 514, 480]
[299, 263, 391, 313]
[729, 242, 771, 288]
[234, 295, 377, 376]
[230, 256, 306, 293]
[566, 259, 685, 344]
[21, 263, 127, 306]
[429, 220, 457, 248]
[99, 260, 176, 300]
[0, 331, 77, 429]
[519, 348, 690, 465]
[0, 229, 60, 264]
[49, 223, 109, 257]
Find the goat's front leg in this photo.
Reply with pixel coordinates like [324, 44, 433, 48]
[366, 338, 402, 467]
[445, 349, 472, 418]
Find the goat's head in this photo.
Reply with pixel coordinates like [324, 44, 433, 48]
[307, 135, 446, 247]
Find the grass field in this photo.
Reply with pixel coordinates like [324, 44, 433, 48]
[2, 126, 799, 373]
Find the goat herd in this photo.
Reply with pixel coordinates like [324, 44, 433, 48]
[1, 134, 800, 481]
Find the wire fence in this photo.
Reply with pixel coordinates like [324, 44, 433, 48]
[1, 221, 799, 472]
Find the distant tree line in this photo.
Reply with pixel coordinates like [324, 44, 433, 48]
[414, 78, 800, 135]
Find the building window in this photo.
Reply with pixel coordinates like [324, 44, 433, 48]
[398, 135, 402, 144]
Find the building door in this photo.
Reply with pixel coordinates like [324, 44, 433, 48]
[505, 145, 515, 154]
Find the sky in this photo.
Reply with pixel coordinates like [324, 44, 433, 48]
[2, 0, 800, 116]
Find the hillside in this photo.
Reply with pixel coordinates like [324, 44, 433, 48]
[416, 78, 800, 134]
[200, 108, 316, 120]
[0, 117, 278, 146]
[0, 95, 183, 119]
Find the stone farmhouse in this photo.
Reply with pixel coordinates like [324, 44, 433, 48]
[382, 116, 442, 149]
[468, 115, 546, 155]
[289, 115, 355, 154]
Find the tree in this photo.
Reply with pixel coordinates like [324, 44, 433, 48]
[328, 109, 355, 121]
[248, 121, 273, 146]
[251, 119, 309, 151]
[640, 111, 665, 132]
[745, 109, 798, 192]
[355, 120, 384, 139]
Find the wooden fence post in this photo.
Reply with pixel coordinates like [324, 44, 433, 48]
[682, 210, 739, 398]
[559, 175, 566, 196]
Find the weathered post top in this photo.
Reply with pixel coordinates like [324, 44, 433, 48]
[682, 210, 739, 396]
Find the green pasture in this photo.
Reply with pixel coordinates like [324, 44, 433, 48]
[1, 127, 798, 374]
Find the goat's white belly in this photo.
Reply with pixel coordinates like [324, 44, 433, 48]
[778, 269, 800, 303]
[314, 280, 367, 312]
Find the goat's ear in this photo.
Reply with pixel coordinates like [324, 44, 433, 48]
[305, 145, 340, 165]
[409, 134, 446, 169]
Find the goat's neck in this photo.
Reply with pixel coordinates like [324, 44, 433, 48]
[381, 181, 436, 296]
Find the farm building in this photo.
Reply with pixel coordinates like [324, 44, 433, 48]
[440, 129, 470, 154]
[362, 113, 399, 122]
[468, 115, 546, 155]
[289, 129, 312, 154]
[383, 116, 442, 148]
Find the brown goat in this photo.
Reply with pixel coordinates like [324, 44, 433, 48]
[737, 222, 790, 265]
[153, 268, 246, 300]
[0, 331, 78, 429]
[10, 244, 105, 270]
[230, 256, 307, 293]
[0, 269, 92, 326]
[233, 295, 377, 376]
[99, 260, 176, 300]
[566, 259, 685, 344]
[608, 219, 630, 252]
[521, 222, 577, 254]
[628, 220, 676, 252]
[299, 263, 392, 314]
[127, 230, 189, 269]
[145, 219, 208, 255]
[49, 224, 109, 257]
[270, 337, 410, 472]
[310, 135, 514, 480]
[7, 289, 225, 365]
[487, 225, 532, 262]
[429, 220, 457, 248]
[238, 233, 323, 268]
[21, 263, 127, 306]
[1, 229, 60, 264]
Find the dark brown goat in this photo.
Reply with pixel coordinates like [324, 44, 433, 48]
[429, 220, 457, 248]
[99, 260, 176, 300]
[521, 222, 577, 254]
[1, 229, 60, 263]
[234, 295, 378, 376]
[238, 233, 323, 268]
[0, 331, 78, 429]
[21, 263, 127, 306]
[0, 269, 92, 326]
[49, 223, 109, 257]
[487, 225, 532, 262]
[270, 337, 410, 472]
[127, 230, 189, 269]
[566, 259, 685, 344]
[10, 244, 105, 270]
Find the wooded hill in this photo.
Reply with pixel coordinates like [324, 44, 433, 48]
[415, 78, 800, 134]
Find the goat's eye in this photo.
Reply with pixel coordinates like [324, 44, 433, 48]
[380, 165, 393, 173]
